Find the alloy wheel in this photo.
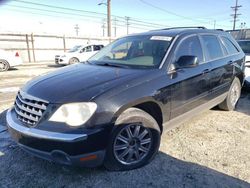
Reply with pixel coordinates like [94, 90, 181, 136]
[113, 124, 152, 165]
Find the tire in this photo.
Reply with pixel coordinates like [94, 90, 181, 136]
[104, 108, 161, 171]
[68, 57, 79, 64]
[0, 59, 10, 72]
[218, 77, 241, 111]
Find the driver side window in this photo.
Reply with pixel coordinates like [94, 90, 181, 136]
[175, 36, 204, 65]
[85, 46, 92, 52]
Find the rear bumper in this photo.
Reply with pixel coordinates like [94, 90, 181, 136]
[10, 58, 23, 67]
[6, 109, 110, 167]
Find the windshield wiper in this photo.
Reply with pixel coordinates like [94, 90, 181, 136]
[94, 62, 129, 68]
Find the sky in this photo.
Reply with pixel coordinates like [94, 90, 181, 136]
[0, 0, 249, 37]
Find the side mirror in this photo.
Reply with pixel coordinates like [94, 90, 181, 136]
[175, 55, 199, 69]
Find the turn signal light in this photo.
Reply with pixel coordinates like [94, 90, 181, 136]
[80, 154, 97, 161]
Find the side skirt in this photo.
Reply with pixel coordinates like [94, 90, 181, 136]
[163, 92, 228, 132]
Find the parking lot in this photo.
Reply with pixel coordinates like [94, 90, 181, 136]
[0, 63, 250, 188]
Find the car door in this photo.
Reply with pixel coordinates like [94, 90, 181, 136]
[200, 35, 237, 99]
[79, 45, 95, 61]
[169, 35, 212, 119]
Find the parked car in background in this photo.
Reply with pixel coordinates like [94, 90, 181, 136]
[237, 40, 250, 87]
[55, 44, 104, 65]
[0, 50, 22, 71]
[7, 27, 245, 171]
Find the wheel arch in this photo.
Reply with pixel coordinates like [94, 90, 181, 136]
[112, 99, 163, 133]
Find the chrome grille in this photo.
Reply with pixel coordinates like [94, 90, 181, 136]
[14, 92, 48, 126]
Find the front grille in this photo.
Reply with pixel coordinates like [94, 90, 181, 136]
[14, 92, 49, 126]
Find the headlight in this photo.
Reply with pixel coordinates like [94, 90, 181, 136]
[49, 102, 97, 126]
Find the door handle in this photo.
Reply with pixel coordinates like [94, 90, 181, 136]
[202, 69, 210, 74]
[227, 61, 233, 65]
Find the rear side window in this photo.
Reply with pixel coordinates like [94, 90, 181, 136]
[175, 36, 204, 63]
[94, 45, 102, 51]
[221, 37, 239, 54]
[201, 35, 224, 61]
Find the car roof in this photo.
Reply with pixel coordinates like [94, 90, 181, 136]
[128, 28, 229, 38]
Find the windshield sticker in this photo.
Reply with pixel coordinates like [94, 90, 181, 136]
[150, 36, 172, 41]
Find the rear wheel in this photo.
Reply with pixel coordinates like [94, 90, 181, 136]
[219, 77, 241, 111]
[0, 59, 10, 71]
[104, 108, 161, 171]
[68, 57, 79, 64]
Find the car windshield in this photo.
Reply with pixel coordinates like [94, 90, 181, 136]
[88, 35, 173, 69]
[68, 45, 82, 53]
[238, 40, 250, 54]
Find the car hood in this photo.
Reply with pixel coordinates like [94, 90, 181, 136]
[21, 64, 146, 103]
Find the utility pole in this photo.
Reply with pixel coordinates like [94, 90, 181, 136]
[213, 20, 216, 29]
[107, 0, 111, 37]
[101, 19, 106, 37]
[74, 24, 79, 36]
[125, 16, 130, 35]
[231, 0, 242, 30]
[113, 17, 117, 37]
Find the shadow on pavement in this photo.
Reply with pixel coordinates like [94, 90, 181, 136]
[0, 146, 249, 188]
[47, 64, 65, 68]
[235, 90, 250, 116]
[6, 67, 18, 71]
[0, 110, 7, 128]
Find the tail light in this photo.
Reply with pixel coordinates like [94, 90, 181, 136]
[15, 52, 19, 57]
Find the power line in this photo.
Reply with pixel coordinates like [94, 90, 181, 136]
[13, 0, 169, 29]
[7, 4, 168, 29]
[6, 4, 105, 20]
[138, 0, 208, 24]
[2, 7, 161, 33]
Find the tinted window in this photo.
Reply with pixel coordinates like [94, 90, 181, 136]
[94, 45, 102, 51]
[175, 36, 203, 63]
[237, 40, 250, 54]
[201, 35, 224, 60]
[221, 37, 239, 54]
[85, 46, 92, 52]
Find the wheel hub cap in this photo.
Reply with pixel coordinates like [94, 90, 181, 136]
[113, 124, 152, 165]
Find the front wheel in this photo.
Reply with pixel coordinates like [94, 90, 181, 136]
[219, 77, 241, 111]
[104, 108, 161, 171]
[68, 57, 79, 64]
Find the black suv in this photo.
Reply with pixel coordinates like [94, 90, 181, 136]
[7, 27, 245, 171]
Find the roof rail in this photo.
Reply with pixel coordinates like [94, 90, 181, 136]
[215, 29, 224, 31]
[161, 26, 206, 30]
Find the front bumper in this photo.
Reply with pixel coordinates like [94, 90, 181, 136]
[6, 109, 110, 167]
[55, 57, 68, 65]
